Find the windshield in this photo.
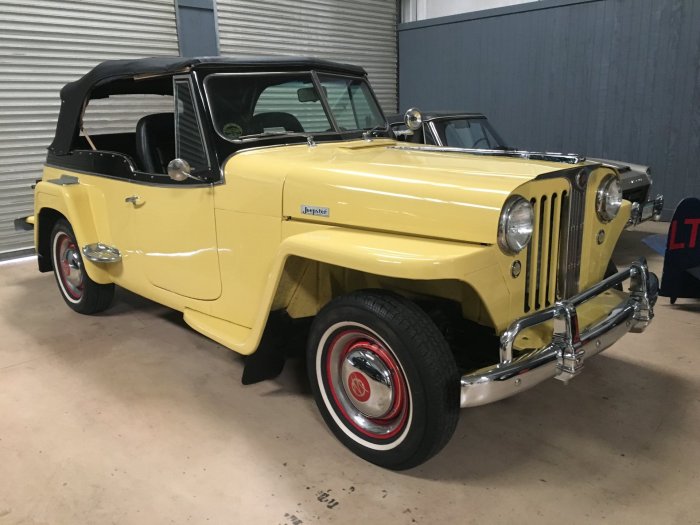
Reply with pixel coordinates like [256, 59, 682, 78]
[204, 72, 384, 142]
[433, 118, 506, 149]
[317, 74, 384, 131]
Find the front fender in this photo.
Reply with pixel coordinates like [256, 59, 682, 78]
[273, 224, 511, 330]
[188, 225, 512, 357]
[280, 226, 493, 280]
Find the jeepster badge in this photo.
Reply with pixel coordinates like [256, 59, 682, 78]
[301, 205, 330, 217]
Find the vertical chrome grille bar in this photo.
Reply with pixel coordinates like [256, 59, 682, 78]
[527, 197, 541, 311]
[537, 195, 551, 310]
[547, 193, 561, 306]
[567, 188, 585, 297]
[524, 242, 532, 312]
[557, 185, 585, 299]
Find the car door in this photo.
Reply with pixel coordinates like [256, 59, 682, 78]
[120, 76, 221, 301]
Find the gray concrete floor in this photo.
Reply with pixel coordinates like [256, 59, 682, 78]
[1, 222, 699, 525]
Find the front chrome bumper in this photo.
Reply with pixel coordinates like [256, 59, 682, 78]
[460, 259, 657, 408]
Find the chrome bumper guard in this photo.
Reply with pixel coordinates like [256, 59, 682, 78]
[460, 259, 657, 408]
[628, 194, 664, 226]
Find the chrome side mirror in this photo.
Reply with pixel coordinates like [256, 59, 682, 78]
[404, 107, 423, 131]
[167, 158, 192, 182]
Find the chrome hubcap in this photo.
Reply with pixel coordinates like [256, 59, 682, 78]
[341, 347, 394, 418]
[325, 327, 409, 439]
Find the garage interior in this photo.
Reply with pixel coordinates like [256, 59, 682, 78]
[3, 223, 698, 523]
[1, 0, 699, 523]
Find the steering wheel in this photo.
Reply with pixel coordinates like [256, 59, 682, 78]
[472, 137, 489, 149]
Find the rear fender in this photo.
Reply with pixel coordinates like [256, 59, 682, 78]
[35, 179, 112, 284]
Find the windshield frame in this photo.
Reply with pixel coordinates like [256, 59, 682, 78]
[202, 69, 387, 145]
[427, 116, 508, 150]
[314, 71, 387, 133]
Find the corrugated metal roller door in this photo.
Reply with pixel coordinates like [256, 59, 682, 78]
[216, 0, 398, 114]
[0, 0, 179, 259]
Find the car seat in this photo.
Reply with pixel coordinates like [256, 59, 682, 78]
[135, 113, 175, 174]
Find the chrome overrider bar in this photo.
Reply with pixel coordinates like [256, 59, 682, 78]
[460, 259, 657, 408]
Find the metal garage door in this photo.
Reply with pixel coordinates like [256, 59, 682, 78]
[216, 0, 398, 114]
[0, 0, 179, 260]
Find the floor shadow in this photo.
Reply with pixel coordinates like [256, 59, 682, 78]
[406, 354, 695, 484]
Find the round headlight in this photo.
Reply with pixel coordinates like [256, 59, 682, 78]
[498, 196, 534, 254]
[596, 174, 623, 222]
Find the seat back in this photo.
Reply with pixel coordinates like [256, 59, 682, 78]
[135, 113, 175, 174]
[249, 112, 304, 134]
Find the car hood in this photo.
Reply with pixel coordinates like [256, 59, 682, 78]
[239, 140, 581, 244]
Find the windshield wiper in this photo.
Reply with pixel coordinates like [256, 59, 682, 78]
[238, 130, 294, 139]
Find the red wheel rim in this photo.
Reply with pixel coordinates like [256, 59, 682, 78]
[54, 232, 83, 300]
[324, 327, 410, 440]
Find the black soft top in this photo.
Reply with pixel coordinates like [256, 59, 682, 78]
[49, 55, 367, 155]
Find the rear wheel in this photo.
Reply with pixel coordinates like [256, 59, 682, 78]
[307, 290, 459, 470]
[50, 219, 114, 314]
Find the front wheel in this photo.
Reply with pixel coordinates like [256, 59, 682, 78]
[307, 291, 459, 470]
[50, 219, 115, 314]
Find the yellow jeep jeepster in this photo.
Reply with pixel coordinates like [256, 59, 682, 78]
[22, 56, 658, 470]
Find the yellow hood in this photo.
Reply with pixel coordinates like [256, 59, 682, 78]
[238, 139, 580, 244]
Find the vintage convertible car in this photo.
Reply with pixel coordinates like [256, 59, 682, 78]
[388, 110, 664, 222]
[18, 57, 658, 470]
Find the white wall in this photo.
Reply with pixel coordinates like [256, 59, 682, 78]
[402, 0, 539, 22]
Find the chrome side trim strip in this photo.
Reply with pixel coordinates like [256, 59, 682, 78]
[389, 145, 586, 164]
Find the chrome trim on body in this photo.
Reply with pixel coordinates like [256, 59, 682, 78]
[461, 259, 656, 408]
[389, 144, 586, 164]
[82, 243, 122, 264]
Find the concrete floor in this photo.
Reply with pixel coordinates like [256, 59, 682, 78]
[1, 222, 699, 525]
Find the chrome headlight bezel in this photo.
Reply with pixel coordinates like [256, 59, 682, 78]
[498, 195, 534, 255]
[596, 174, 623, 223]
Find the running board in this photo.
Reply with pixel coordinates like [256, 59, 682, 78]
[82, 243, 121, 263]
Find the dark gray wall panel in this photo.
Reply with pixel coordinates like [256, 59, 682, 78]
[176, 0, 218, 57]
[399, 0, 700, 217]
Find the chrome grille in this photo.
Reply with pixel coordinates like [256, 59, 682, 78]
[523, 182, 587, 313]
[523, 192, 563, 312]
